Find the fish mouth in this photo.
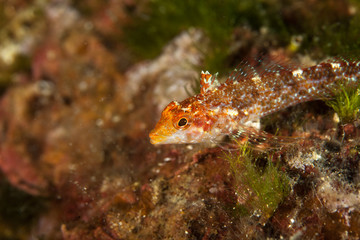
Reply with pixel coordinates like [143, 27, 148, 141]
[149, 136, 160, 144]
[149, 130, 165, 144]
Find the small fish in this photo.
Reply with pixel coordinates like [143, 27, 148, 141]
[149, 58, 360, 145]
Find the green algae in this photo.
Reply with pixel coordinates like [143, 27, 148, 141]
[326, 85, 360, 123]
[124, 0, 359, 75]
[300, 14, 360, 57]
[185, 76, 201, 96]
[225, 142, 290, 223]
[124, 0, 289, 73]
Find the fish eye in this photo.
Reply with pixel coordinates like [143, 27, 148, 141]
[173, 115, 191, 130]
[177, 117, 188, 127]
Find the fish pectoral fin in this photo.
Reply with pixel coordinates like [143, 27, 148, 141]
[231, 126, 301, 151]
[244, 118, 261, 130]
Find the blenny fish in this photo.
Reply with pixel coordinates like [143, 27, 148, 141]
[149, 58, 360, 145]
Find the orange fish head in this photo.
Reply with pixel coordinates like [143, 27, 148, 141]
[149, 101, 217, 144]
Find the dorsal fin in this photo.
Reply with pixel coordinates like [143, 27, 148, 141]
[200, 71, 220, 94]
[225, 55, 300, 86]
[257, 54, 298, 74]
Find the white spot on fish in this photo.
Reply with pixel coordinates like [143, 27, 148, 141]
[292, 69, 303, 77]
[251, 75, 261, 85]
[331, 63, 341, 69]
[225, 109, 239, 116]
